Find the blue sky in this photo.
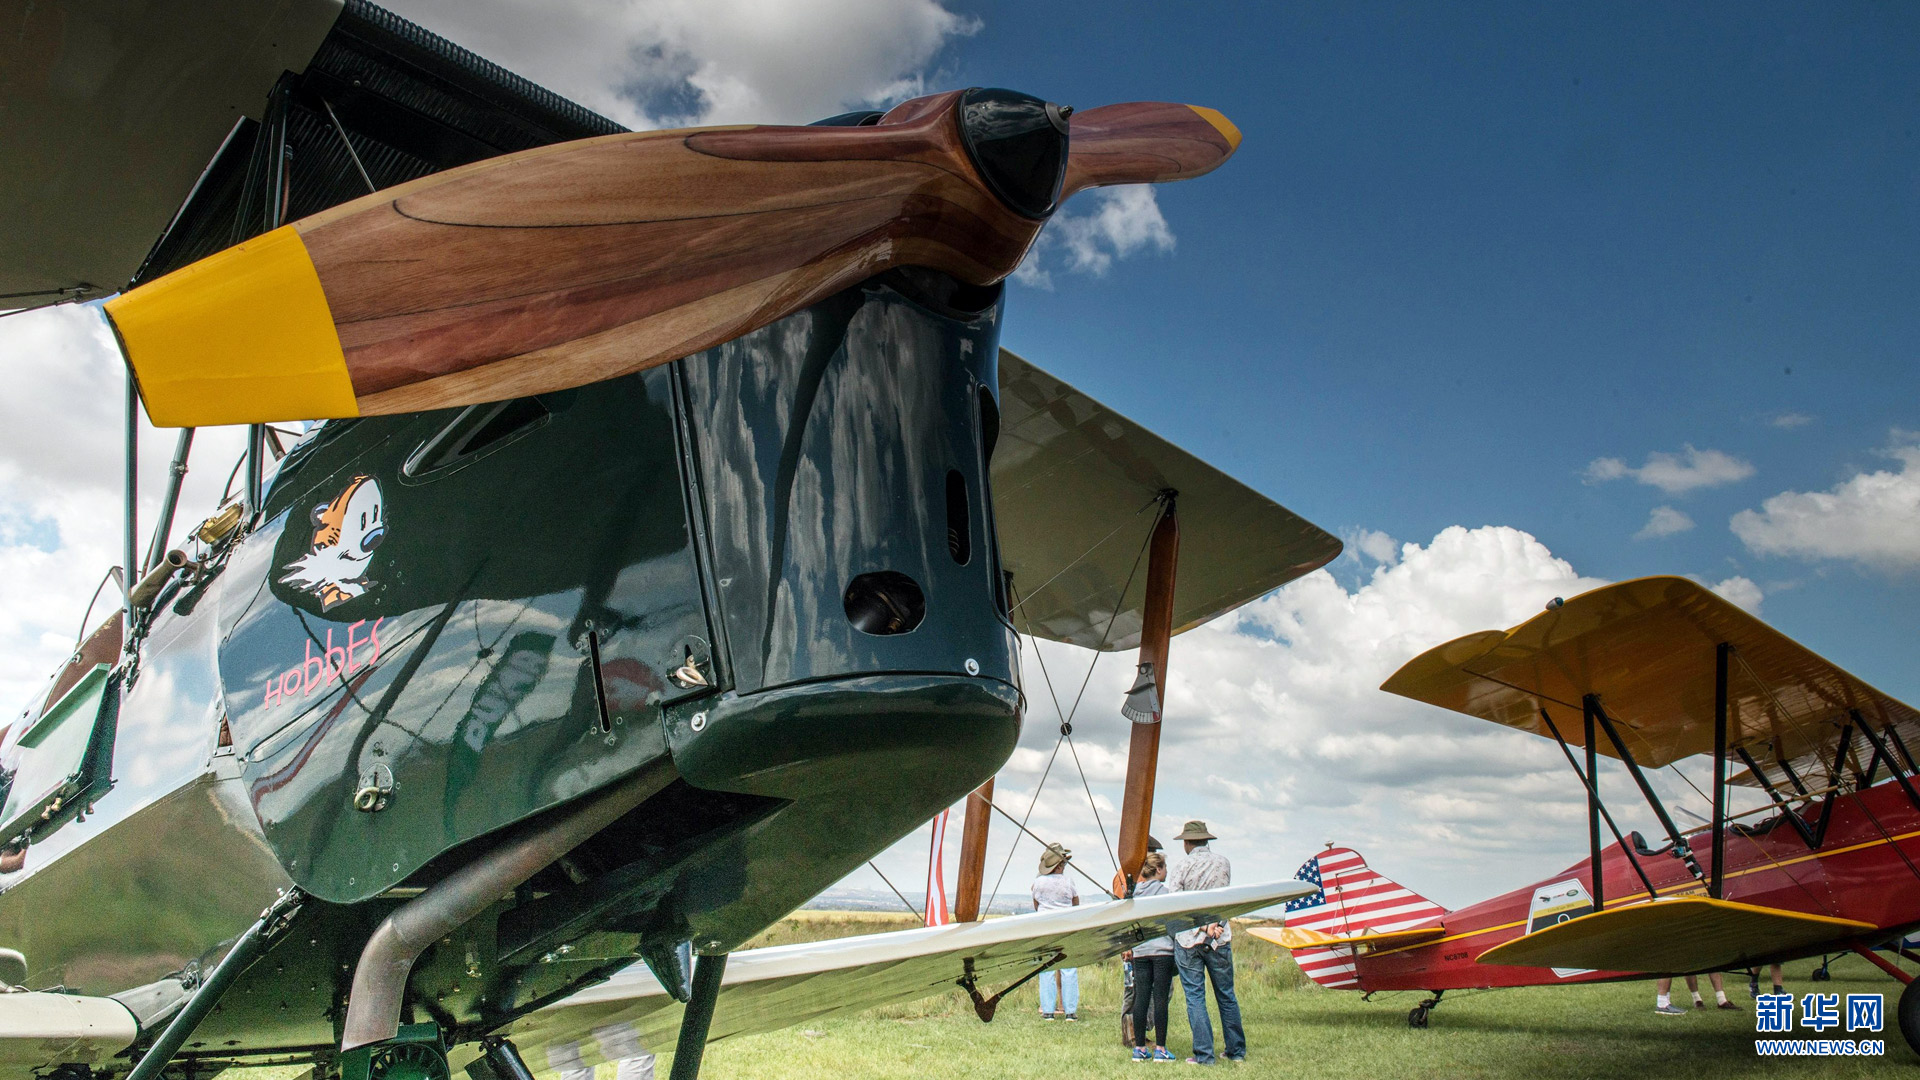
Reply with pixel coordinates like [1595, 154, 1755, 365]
[3, 0, 1916, 909]
[975, 0, 1920, 689]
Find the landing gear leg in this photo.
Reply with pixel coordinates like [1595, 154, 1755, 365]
[1900, 977, 1920, 1058]
[1847, 942, 1917, 1057]
[1408, 990, 1444, 1029]
[668, 953, 728, 1080]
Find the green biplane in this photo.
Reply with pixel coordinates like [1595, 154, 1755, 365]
[0, 4, 1337, 1079]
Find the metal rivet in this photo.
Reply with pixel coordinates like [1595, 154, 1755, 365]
[964, 658, 980, 676]
[690, 712, 707, 732]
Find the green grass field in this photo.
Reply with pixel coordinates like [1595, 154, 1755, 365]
[692, 912, 1911, 1079]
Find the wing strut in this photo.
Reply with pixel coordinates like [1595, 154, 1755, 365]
[953, 779, 995, 921]
[667, 953, 727, 1080]
[1115, 495, 1179, 894]
[956, 950, 1067, 1022]
[1536, 707, 1657, 901]
[1586, 695, 1705, 883]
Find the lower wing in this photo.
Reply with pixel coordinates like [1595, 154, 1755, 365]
[487, 879, 1312, 1071]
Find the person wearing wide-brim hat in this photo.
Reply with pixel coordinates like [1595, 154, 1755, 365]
[1169, 820, 1245, 1064]
[1031, 841, 1081, 1020]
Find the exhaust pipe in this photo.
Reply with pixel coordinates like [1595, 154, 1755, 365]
[129, 549, 197, 609]
[341, 767, 671, 1050]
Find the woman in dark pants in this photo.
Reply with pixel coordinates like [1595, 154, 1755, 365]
[1128, 852, 1178, 1063]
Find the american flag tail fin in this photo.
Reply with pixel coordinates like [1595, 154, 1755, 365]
[1279, 845, 1448, 989]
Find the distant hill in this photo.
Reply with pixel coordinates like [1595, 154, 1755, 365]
[803, 888, 1030, 916]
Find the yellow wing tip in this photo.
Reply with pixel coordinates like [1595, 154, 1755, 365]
[1189, 106, 1242, 153]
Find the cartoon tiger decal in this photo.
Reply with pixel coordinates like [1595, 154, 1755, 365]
[280, 475, 385, 611]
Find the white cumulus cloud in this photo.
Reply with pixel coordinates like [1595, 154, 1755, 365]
[1634, 505, 1695, 540]
[384, 0, 979, 129]
[848, 525, 1765, 909]
[1731, 441, 1920, 573]
[1585, 444, 1755, 494]
[1012, 187, 1176, 290]
[1345, 528, 1400, 565]
[0, 305, 257, 717]
[1708, 575, 1763, 614]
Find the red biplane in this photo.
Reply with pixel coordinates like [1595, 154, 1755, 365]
[1250, 577, 1920, 1053]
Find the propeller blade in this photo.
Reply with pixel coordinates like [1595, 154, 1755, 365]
[1060, 101, 1242, 198]
[106, 90, 1239, 427]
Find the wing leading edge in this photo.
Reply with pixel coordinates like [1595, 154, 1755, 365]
[1475, 896, 1875, 974]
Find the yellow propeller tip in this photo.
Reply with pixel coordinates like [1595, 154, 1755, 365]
[1189, 106, 1242, 153]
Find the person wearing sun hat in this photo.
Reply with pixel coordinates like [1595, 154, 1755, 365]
[1031, 841, 1081, 1020]
[1169, 820, 1244, 1064]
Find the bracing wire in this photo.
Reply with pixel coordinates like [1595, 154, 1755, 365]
[984, 498, 1166, 908]
[983, 731, 1064, 915]
[1013, 581, 1119, 878]
[1066, 730, 1118, 877]
[984, 798, 1117, 900]
[868, 860, 924, 921]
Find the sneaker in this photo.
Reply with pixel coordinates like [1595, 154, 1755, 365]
[1042, 1012, 1056, 1021]
[1064, 1014, 1079, 1022]
[1692, 999, 1706, 1010]
[1717, 1000, 1742, 1011]
[1154, 1049, 1177, 1063]
[1185, 1058, 1212, 1066]
[1654, 1004, 1687, 1016]
[1226, 1056, 1246, 1063]
[1132, 1048, 1152, 1063]
[1747, 977, 1760, 999]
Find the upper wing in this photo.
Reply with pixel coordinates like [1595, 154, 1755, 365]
[992, 349, 1341, 651]
[1381, 576, 1920, 771]
[487, 879, 1312, 1072]
[3, 1, 625, 307]
[0, 1, 341, 301]
[0, 992, 136, 1079]
[1474, 896, 1875, 974]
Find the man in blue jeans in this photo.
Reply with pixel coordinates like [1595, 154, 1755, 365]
[1170, 820, 1244, 1064]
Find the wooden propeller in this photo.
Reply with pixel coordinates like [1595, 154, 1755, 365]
[106, 90, 1240, 427]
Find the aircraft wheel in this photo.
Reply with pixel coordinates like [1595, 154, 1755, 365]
[1898, 978, 1920, 1059]
[1811, 961, 1832, 982]
[1408, 1004, 1430, 1029]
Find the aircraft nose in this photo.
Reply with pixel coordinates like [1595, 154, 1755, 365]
[360, 526, 385, 554]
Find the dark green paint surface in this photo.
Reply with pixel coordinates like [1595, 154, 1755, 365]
[220, 371, 707, 902]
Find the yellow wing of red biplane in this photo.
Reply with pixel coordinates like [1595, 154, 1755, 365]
[1380, 576, 1920, 772]
[1475, 896, 1875, 974]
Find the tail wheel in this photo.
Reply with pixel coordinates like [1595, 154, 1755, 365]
[1898, 978, 1920, 1058]
[368, 1041, 449, 1080]
[1408, 1005, 1430, 1029]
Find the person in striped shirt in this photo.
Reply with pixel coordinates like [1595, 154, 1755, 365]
[1169, 820, 1244, 1065]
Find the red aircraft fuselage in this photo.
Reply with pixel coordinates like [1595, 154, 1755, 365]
[1350, 778, 1920, 992]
